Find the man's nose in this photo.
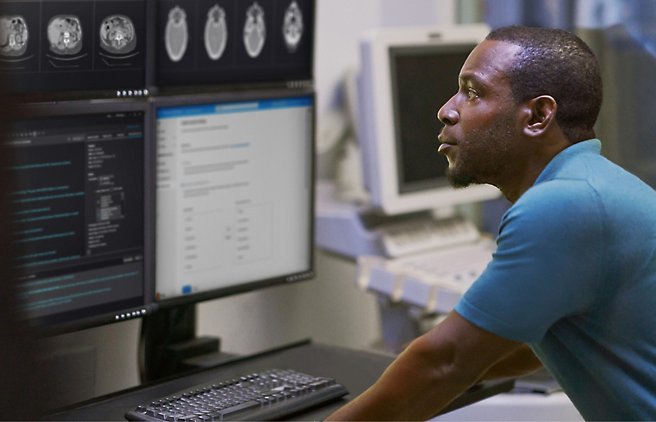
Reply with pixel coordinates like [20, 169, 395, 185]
[437, 97, 458, 126]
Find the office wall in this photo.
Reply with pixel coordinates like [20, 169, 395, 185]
[314, 0, 455, 119]
[47, 0, 457, 402]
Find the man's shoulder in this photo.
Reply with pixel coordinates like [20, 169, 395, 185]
[518, 176, 600, 215]
[532, 153, 656, 216]
[501, 178, 603, 239]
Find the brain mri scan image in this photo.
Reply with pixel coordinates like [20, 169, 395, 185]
[165, 6, 188, 62]
[204, 4, 227, 61]
[243, 2, 265, 58]
[99, 15, 137, 55]
[282, 1, 303, 52]
[47, 15, 83, 55]
[0, 15, 28, 58]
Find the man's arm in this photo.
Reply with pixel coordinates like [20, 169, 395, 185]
[326, 311, 530, 421]
[480, 344, 542, 380]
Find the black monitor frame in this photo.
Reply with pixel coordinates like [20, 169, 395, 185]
[7, 98, 157, 335]
[141, 88, 316, 381]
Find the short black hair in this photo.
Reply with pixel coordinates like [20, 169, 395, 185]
[486, 26, 602, 143]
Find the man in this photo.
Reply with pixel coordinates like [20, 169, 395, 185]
[327, 26, 656, 421]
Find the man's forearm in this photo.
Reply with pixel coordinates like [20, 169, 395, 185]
[326, 333, 482, 420]
[326, 312, 524, 421]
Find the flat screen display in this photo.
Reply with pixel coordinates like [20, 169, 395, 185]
[154, 0, 313, 89]
[0, 0, 147, 98]
[154, 90, 314, 305]
[5, 100, 154, 331]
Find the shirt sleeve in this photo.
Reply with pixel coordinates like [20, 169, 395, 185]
[455, 179, 605, 343]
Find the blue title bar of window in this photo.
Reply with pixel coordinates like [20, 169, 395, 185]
[157, 96, 312, 119]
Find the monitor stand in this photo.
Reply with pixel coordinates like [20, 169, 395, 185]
[139, 304, 223, 382]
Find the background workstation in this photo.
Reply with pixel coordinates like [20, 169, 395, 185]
[2, 0, 655, 420]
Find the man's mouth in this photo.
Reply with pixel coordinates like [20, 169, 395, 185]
[437, 133, 457, 153]
[438, 143, 453, 153]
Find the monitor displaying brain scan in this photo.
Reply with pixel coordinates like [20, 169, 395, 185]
[0, 0, 146, 99]
[155, 0, 313, 90]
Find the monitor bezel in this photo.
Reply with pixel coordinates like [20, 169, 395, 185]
[8, 98, 157, 334]
[357, 24, 500, 215]
[150, 88, 316, 309]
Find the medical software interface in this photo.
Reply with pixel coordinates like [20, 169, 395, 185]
[0, 0, 147, 95]
[155, 96, 313, 299]
[7, 111, 147, 326]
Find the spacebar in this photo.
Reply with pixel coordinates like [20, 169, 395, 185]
[213, 400, 259, 420]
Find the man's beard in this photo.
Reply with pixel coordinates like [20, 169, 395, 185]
[447, 166, 479, 188]
[444, 116, 516, 189]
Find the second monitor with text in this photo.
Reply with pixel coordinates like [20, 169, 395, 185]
[154, 91, 315, 304]
[6, 99, 155, 332]
[142, 90, 316, 380]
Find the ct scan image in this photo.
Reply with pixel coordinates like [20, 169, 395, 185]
[0, 15, 29, 58]
[243, 2, 266, 58]
[0, 0, 39, 73]
[204, 4, 227, 61]
[164, 5, 188, 62]
[47, 15, 84, 56]
[94, 1, 145, 72]
[99, 14, 137, 55]
[282, 0, 302, 52]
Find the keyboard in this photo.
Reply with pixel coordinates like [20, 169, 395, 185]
[357, 239, 495, 314]
[379, 215, 481, 257]
[125, 368, 348, 421]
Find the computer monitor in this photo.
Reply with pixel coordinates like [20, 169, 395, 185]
[153, 0, 314, 91]
[357, 24, 499, 215]
[154, 89, 315, 305]
[139, 89, 315, 380]
[4, 99, 156, 333]
[0, 0, 148, 100]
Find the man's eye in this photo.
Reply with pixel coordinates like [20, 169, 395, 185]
[466, 89, 479, 100]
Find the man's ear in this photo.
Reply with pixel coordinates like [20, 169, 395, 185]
[522, 95, 557, 137]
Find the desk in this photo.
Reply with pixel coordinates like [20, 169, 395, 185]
[49, 341, 513, 421]
[433, 392, 582, 421]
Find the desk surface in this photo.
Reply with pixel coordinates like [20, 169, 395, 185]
[50, 341, 513, 421]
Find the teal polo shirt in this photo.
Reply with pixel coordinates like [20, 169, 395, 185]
[456, 139, 656, 420]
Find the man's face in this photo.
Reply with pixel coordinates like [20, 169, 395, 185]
[437, 40, 525, 188]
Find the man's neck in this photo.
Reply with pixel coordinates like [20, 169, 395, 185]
[501, 137, 574, 203]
